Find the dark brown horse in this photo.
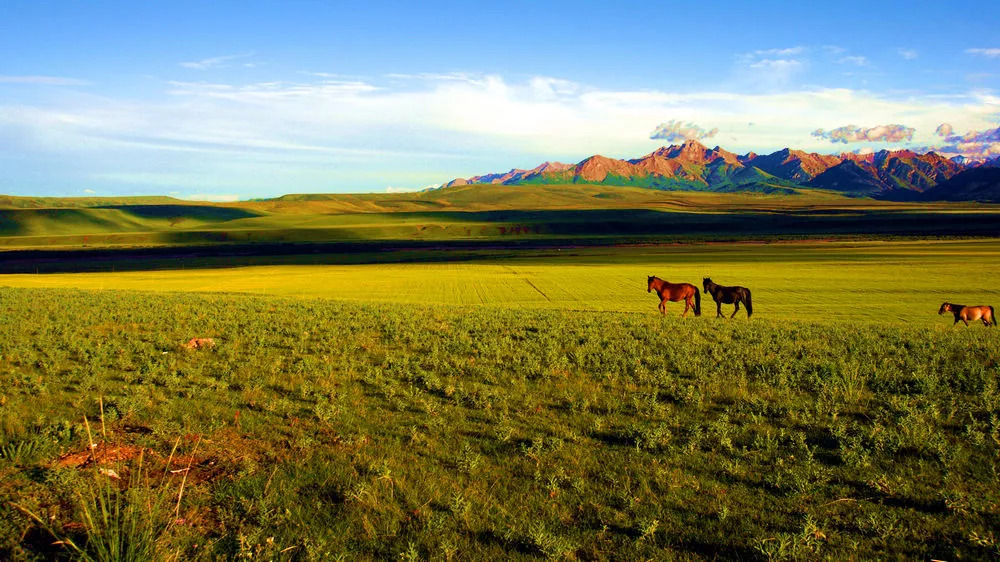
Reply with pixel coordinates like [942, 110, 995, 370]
[703, 278, 753, 319]
[647, 276, 701, 317]
[939, 302, 995, 327]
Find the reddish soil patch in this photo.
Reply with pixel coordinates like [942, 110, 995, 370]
[54, 443, 145, 469]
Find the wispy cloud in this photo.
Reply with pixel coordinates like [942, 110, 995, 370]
[837, 56, 868, 66]
[811, 124, 915, 143]
[897, 48, 919, 60]
[384, 72, 483, 83]
[736, 47, 808, 88]
[748, 59, 805, 73]
[180, 53, 255, 70]
[166, 79, 379, 100]
[0, 75, 88, 86]
[966, 48, 1000, 58]
[650, 120, 718, 142]
[752, 47, 806, 57]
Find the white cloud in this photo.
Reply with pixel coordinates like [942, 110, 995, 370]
[384, 72, 482, 83]
[180, 53, 255, 70]
[753, 47, 806, 57]
[83, 188, 96, 194]
[897, 48, 919, 60]
[0, 75, 88, 86]
[650, 120, 718, 142]
[736, 48, 808, 88]
[837, 56, 868, 66]
[749, 59, 805, 72]
[966, 48, 1000, 58]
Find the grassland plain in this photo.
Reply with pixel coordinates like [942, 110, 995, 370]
[3, 239, 1000, 326]
[0, 286, 999, 560]
[0, 239, 999, 559]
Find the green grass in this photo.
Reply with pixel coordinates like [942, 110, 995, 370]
[3, 239, 1000, 326]
[0, 285, 999, 560]
[3, 186, 1000, 250]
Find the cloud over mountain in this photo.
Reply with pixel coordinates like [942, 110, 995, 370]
[923, 124, 1000, 160]
[650, 120, 718, 143]
[936, 123, 954, 137]
[811, 124, 915, 143]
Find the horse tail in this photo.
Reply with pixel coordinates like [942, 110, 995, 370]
[694, 287, 702, 316]
[991, 306, 996, 326]
[744, 289, 753, 318]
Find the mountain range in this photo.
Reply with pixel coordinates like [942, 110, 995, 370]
[443, 140, 1000, 202]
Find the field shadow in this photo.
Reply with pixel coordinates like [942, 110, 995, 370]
[96, 204, 262, 222]
[2, 207, 1000, 274]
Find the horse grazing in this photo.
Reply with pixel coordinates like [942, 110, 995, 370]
[647, 276, 701, 317]
[703, 277, 753, 319]
[938, 302, 995, 327]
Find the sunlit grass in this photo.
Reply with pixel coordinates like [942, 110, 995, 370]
[3, 239, 999, 326]
[1, 286, 998, 559]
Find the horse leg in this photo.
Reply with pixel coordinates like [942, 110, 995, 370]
[716, 300, 723, 318]
[682, 298, 691, 318]
[659, 298, 666, 315]
[731, 301, 740, 319]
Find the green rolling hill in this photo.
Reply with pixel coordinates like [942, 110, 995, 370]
[0, 182, 999, 257]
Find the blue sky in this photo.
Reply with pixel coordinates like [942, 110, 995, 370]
[1, 0, 999, 199]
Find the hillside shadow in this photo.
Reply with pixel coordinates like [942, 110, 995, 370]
[302, 208, 1000, 238]
[1, 208, 999, 274]
[97, 204, 262, 222]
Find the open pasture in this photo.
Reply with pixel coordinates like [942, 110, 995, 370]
[0, 281, 999, 559]
[3, 239, 1000, 326]
[1, 238, 999, 559]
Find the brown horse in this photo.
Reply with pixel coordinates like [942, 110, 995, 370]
[647, 276, 701, 317]
[703, 277, 753, 319]
[938, 302, 996, 327]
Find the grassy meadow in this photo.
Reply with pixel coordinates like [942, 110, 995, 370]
[3, 187, 1000, 251]
[1, 190, 1000, 559]
[0, 238, 999, 560]
[3, 239, 999, 325]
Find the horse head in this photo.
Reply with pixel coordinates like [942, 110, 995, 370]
[647, 275, 655, 292]
[938, 302, 952, 314]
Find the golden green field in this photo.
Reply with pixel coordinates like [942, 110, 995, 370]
[3, 239, 999, 326]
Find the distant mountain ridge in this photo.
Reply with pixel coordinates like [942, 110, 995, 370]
[444, 140, 1000, 201]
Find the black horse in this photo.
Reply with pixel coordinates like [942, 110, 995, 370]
[702, 278, 753, 318]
